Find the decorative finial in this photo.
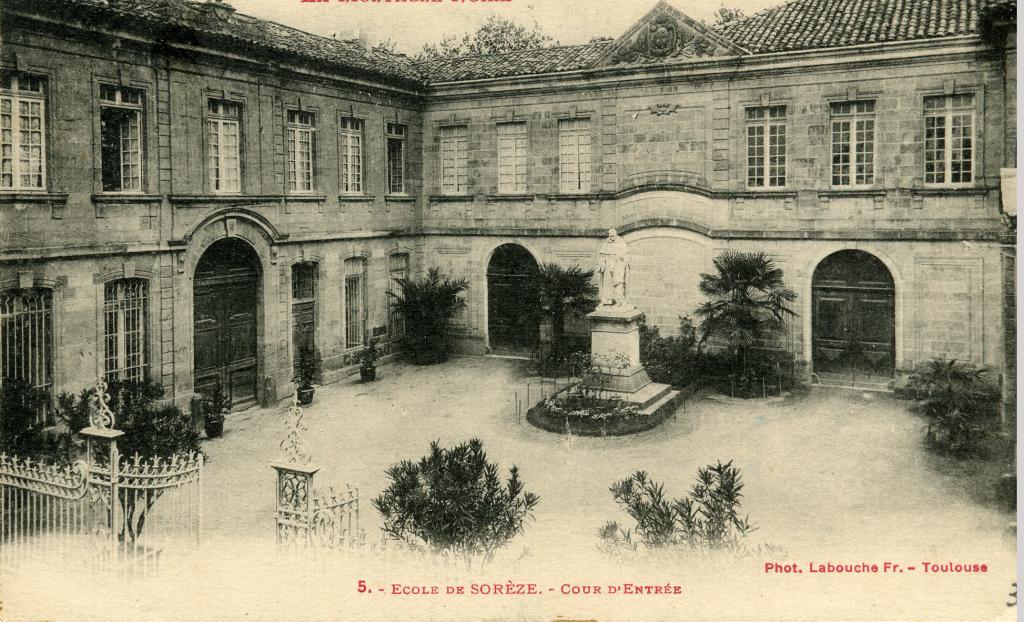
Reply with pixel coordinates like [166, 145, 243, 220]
[89, 377, 115, 429]
[279, 396, 311, 465]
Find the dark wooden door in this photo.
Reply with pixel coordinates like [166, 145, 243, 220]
[487, 245, 540, 355]
[194, 240, 259, 407]
[812, 251, 894, 384]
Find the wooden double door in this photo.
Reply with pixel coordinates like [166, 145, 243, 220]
[193, 239, 260, 408]
[812, 250, 895, 384]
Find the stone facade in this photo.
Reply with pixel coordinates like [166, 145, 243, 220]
[0, 0, 1016, 414]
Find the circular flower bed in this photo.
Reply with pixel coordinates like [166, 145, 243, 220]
[526, 393, 678, 437]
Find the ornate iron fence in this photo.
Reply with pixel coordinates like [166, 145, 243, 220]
[272, 398, 361, 556]
[0, 379, 203, 577]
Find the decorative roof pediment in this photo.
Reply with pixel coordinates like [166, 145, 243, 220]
[599, 1, 746, 66]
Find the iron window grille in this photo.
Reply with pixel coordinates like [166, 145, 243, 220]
[339, 117, 364, 194]
[497, 122, 528, 194]
[1, 288, 53, 424]
[830, 101, 876, 186]
[386, 123, 406, 194]
[746, 105, 787, 188]
[388, 253, 409, 338]
[100, 85, 144, 193]
[1, 72, 47, 191]
[924, 94, 974, 185]
[439, 125, 469, 195]
[103, 279, 148, 383]
[286, 110, 316, 193]
[344, 258, 366, 349]
[558, 118, 591, 193]
[207, 99, 241, 193]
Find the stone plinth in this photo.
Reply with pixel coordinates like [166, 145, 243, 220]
[586, 306, 678, 415]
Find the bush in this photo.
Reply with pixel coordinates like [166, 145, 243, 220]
[0, 378, 60, 460]
[373, 439, 538, 568]
[388, 267, 470, 365]
[902, 359, 1001, 456]
[600, 462, 766, 558]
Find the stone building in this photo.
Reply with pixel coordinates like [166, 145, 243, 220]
[0, 0, 1016, 418]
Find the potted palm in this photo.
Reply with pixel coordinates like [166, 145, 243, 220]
[204, 381, 230, 439]
[293, 344, 321, 405]
[359, 338, 379, 382]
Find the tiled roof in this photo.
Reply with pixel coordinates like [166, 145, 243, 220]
[719, 0, 1011, 53]
[13, 0, 423, 84]
[416, 0, 1013, 83]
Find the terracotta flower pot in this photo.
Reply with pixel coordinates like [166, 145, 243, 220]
[360, 366, 377, 382]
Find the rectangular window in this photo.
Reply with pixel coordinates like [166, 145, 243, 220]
[439, 125, 469, 195]
[388, 253, 409, 337]
[924, 94, 974, 185]
[291, 263, 317, 366]
[558, 118, 591, 193]
[286, 110, 315, 193]
[497, 122, 527, 194]
[1, 73, 46, 191]
[831, 101, 875, 186]
[344, 258, 366, 349]
[207, 99, 241, 193]
[104, 279, 148, 383]
[339, 117, 363, 194]
[746, 105, 787, 187]
[1, 288, 53, 424]
[100, 85, 144, 192]
[387, 122, 406, 194]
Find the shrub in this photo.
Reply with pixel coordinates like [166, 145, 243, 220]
[373, 438, 538, 568]
[0, 378, 59, 460]
[535, 262, 598, 365]
[903, 359, 1001, 456]
[388, 267, 470, 365]
[600, 462, 761, 557]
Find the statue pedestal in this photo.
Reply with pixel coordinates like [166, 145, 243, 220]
[586, 306, 678, 415]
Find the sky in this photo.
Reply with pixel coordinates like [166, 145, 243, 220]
[227, 0, 788, 55]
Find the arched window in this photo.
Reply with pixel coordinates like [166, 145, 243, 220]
[1, 287, 53, 423]
[388, 253, 409, 337]
[292, 262, 318, 363]
[104, 279, 148, 383]
[344, 257, 366, 348]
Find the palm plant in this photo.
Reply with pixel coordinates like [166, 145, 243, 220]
[694, 251, 797, 374]
[388, 267, 470, 365]
[535, 262, 599, 361]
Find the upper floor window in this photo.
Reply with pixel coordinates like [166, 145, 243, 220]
[439, 125, 468, 195]
[100, 85, 144, 193]
[497, 122, 527, 194]
[286, 110, 316, 193]
[339, 117, 363, 194]
[207, 99, 241, 193]
[1, 72, 47, 191]
[924, 94, 974, 185]
[387, 122, 406, 194]
[104, 278, 148, 383]
[558, 118, 591, 193]
[831, 100, 875, 186]
[746, 105, 787, 187]
[1, 287, 53, 424]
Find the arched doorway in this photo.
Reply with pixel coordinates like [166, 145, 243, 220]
[812, 250, 895, 385]
[194, 238, 260, 407]
[487, 244, 540, 356]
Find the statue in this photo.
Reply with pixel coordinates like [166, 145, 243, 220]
[597, 229, 629, 307]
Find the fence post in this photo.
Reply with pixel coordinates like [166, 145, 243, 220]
[80, 378, 125, 567]
[272, 397, 319, 552]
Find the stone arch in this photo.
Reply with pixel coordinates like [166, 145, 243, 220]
[485, 243, 541, 355]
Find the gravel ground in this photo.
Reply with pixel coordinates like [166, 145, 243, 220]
[2, 356, 1015, 621]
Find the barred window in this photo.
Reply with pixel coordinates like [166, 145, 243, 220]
[831, 101, 875, 186]
[344, 258, 366, 349]
[339, 117, 363, 194]
[388, 253, 409, 337]
[286, 110, 315, 193]
[291, 263, 317, 366]
[1, 288, 53, 424]
[104, 279, 148, 383]
[497, 122, 527, 194]
[386, 123, 406, 194]
[1, 72, 47, 191]
[924, 94, 974, 185]
[100, 85, 144, 192]
[558, 118, 591, 193]
[207, 99, 241, 193]
[439, 125, 469, 195]
[746, 105, 787, 187]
